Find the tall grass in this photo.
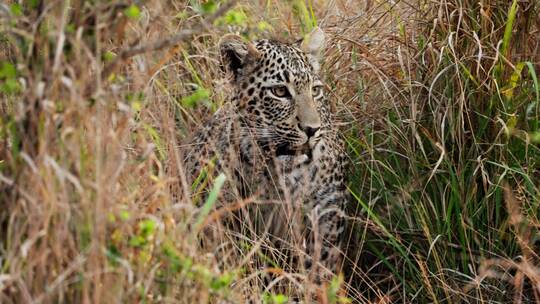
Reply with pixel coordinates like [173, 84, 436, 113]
[0, 0, 538, 303]
[343, 0, 540, 302]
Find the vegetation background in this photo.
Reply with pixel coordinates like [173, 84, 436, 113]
[1, 0, 539, 303]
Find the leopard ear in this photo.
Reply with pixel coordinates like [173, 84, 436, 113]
[219, 35, 261, 79]
[300, 27, 325, 71]
[301, 27, 325, 57]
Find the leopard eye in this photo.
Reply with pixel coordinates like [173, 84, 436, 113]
[312, 85, 323, 98]
[271, 86, 291, 98]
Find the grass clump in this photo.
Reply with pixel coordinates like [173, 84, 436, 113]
[343, 0, 540, 302]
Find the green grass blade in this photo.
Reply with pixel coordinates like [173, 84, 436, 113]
[525, 61, 540, 105]
[193, 173, 226, 232]
[501, 0, 519, 56]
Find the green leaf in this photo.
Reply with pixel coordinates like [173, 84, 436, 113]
[327, 276, 340, 303]
[2, 78, 20, 94]
[175, 11, 189, 20]
[124, 4, 141, 20]
[224, 9, 248, 26]
[162, 243, 182, 272]
[506, 114, 517, 134]
[10, 4, 22, 17]
[216, 8, 248, 26]
[530, 132, 540, 143]
[129, 219, 156, 247]
[139, 219, 156, 238]
[200, 0, 217, 15]
[501, 62, 525, 99]
[103, 51, 116, 62]
[210, 272, 232, 291]
[257, 21, 272, 32]
[0, 62, 16, 79]
[119, 210, 131, 221]
[262, 293, 288, 304]
[181, 87, 210, 108]
[129, 235, 146, 247]
[274, 294, 288, 304]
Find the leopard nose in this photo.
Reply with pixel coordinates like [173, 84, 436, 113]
[300, 125, 320, 138]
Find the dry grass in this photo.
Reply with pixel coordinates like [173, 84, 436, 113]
[0, 0, 539, 303]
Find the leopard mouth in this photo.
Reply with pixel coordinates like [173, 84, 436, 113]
[275, 142, 312, 159]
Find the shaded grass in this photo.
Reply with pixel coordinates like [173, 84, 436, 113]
[343, 0, 540, 302]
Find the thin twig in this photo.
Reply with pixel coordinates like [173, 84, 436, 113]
[101, 0, 237, 79]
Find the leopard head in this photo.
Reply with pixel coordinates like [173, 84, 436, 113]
[219, 28, 330, 157]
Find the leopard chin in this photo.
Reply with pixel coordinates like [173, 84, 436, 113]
[275, 153, 310, 166]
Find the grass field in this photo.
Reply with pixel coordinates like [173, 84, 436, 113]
[1, 0, 539, 303]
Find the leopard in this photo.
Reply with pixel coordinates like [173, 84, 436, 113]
[183, 27, 348, 288]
